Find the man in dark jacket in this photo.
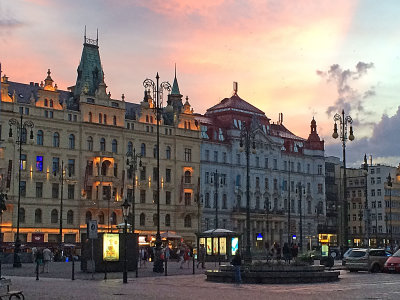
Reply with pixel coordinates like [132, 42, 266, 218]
[231, 251, 242, 284]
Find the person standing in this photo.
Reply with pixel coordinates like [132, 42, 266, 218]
[231, 250, 242, 285]
[197, 244, 206, 269]
[178, 244, 185, 269]
[42, 248, 52, 273]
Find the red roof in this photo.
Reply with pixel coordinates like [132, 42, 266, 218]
[205, 94, 266, 116]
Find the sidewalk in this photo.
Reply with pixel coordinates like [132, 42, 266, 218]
[1, 259, 220, 280]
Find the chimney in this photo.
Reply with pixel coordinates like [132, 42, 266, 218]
[369, 155, 372, 166]
[233, 82, 238, 95]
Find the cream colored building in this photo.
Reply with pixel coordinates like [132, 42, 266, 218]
[0, 35, 200, 248]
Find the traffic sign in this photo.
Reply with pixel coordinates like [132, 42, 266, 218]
[88, 220, 98, 239]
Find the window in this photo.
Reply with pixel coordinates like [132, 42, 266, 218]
[53, 132, 60, 148]
[88, 112, 92, 122]
[153, 167, 158, 182]
[256, 156, 260, 167]
[37, 130, 44, 145]
[69, 134, 75, 149]
[20, 181, 26, 197]
[256, 177, 260, 188]
[113, 116, 117, 126]
[265, 157, 269, 169]
[19, 208, 25, 223]
[273, 159, 278, 170]
[222, 194, 227, 209]
[36, 156, 43, 172]
[166, 169, 171, 183]
[153, 214, 158, 226]
[86, 211, 92, 223]
[372, 201, 376, 208]
[377, 177, 381, 184]
[100, 138, 106, 151]
[165, 214, 171, 227]
[67, 210, 74, 224]
[20, 127, 27, 143]
[99, 113, 102, 123]
[153, 145, 158, 158]
[184, 215, 192, 228]
[36, 182, 43, 198]
[51, 209, 58, 224]
[185, 192, 191, 206]
[20, 154, 27, 170]
[140, 213, 145, 226]
[236, 154, 241, 165]
[214, 151, 218, 162]
[318, 184, 323, 194]
[44, 99, 48, 106]
[205, 150, 209, 161]
[377, 189, 381, 196]
[68, 184, 75, 199]
[111, 212, 117, 225]
[140, 190, 146, 203]
[223, 152, 227, 163]
[52, 183, 59, 198]
[166, 191, 171, 205]
[166, 146, 171, 159]
[141, 143, 146, 157]
[112, 139, 118, 153]
[184, 148, 192, 162]
[140, 166, 146, 181]
[273, 179, 278, 190]
[98, 212, 105, 224]
[371, 177, 375, 185]
[184, 170, 191, 183]
[35, 209, 42, 223]
[87, 136, 93, 151]
[378, 201, 382, 208]
[265, 178, 269, 190]
[371, 189, 375, 196]
[68, 159, 75, 177]
[318, 164, 323, 175]
[127, 142, 133, 153]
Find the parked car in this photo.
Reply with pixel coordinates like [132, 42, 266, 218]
[344, 248, 391, 273]
[342, 248, 359, 266]
[384, 249, 400, 273]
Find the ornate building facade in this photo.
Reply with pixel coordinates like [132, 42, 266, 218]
[0, 35, 200, 248]
[197, 85, 326, 251]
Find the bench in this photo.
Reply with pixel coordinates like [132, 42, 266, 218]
[0, 278, 24, 299]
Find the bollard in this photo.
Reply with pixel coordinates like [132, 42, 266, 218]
[164, 259, 168, 276]
[192, 255, 195, 275]
[36, 261, 39, 281]
[71, 256, 75, 280]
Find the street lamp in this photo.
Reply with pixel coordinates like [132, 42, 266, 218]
[332, 109, 354, 249]
[8, 114, 34, 268]
[362, 154, 370, 247]
[143, 73, 171, 273]
[296, 183, 305, 252]
[387, 173, 393, 251]
[126, 148, 142, 278]
[59, 161, 65, 256]
[213, 170, 219, 229]
[239, 120, 257, 264]
[121, 198, 131, 284]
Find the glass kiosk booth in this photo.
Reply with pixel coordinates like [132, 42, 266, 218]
[197, 229, 241, 262]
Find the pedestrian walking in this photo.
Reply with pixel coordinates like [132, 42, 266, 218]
[36, 248, 44, 273]
[178, 244, 185, 269]
[197, 244, 206, 269]
[184, 246, 191, 268]
[283, 243, 291, 263]
[42, 248, 52, 273]
[231, 250, 242, 285]
[291, 243, 299, 259]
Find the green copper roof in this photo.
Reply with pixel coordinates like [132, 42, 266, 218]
[171, 64, 181, 95]
[74, 39, 104, 97]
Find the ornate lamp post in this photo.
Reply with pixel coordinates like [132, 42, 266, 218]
[362, 154, 370, 247]
[239, 120, 257, 264]
[387, 173, 393, 251]
[332, 109, 354, 249]
[143, 73, 171, 273]
[9, 115, 34, 268]
[121, 198, 131, 283]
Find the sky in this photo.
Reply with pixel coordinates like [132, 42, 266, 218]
[1, 0, 400, 168]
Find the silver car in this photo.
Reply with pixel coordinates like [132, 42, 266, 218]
[344, 248, 391, 273]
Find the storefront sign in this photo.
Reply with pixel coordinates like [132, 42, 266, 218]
[231, 237, 239, 255]
[257, 233, 263, 241]
[103, 234, 119, 261]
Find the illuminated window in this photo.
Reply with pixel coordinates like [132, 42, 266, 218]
[36, 156, 43, 172]
[20, 154, 27, 170]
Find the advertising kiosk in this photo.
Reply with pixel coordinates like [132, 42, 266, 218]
[197, 229, 241, 262]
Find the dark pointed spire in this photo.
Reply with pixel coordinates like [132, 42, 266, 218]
[171, 63, 181, 95]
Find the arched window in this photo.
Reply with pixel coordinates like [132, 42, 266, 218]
[98, 211, 105, 224]
[88, 112, 92, 122]
[166, 146, 171, 160]
[87, 136, 93, 151]
[44, 99, 48, 106]
[184, 215, 192, 228]
[67, 210, 74, 224]
[49, 99, 54, 107]
[104, 114, 107, 124]
[184, 170, 191, 184]
[223, 194, 227, 209]
[51, 209, 58, 223]
[101, 160, 111, 176]
[69, 134, 75, 149]
[85, 211, 92, 223]
[141, 143, 146, 157]
[127, 141, 133, 153]
[153, 145, 157, 158]
[112, 139, 118, 153]
[113, 116, 117, 126]
[140, 213, 146, 226]
[165, 214, 171, 227]
[153, 214, 158, 226]
[35, 208, 42, 223]
[53, 132, 60, 148]
[111, 212, 117, 225]
[37, 130, 44, 145]
[100, 138, 106, 151]
[19, 208, 26, 223]
[99, 113, 102, 123]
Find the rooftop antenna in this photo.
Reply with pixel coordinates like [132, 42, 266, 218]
[96, 28, 99, 44]
[84, 25, 86, 43]
[233, 82, 238, 95]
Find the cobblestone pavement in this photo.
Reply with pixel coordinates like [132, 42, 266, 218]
[3, 270, 400, 300]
